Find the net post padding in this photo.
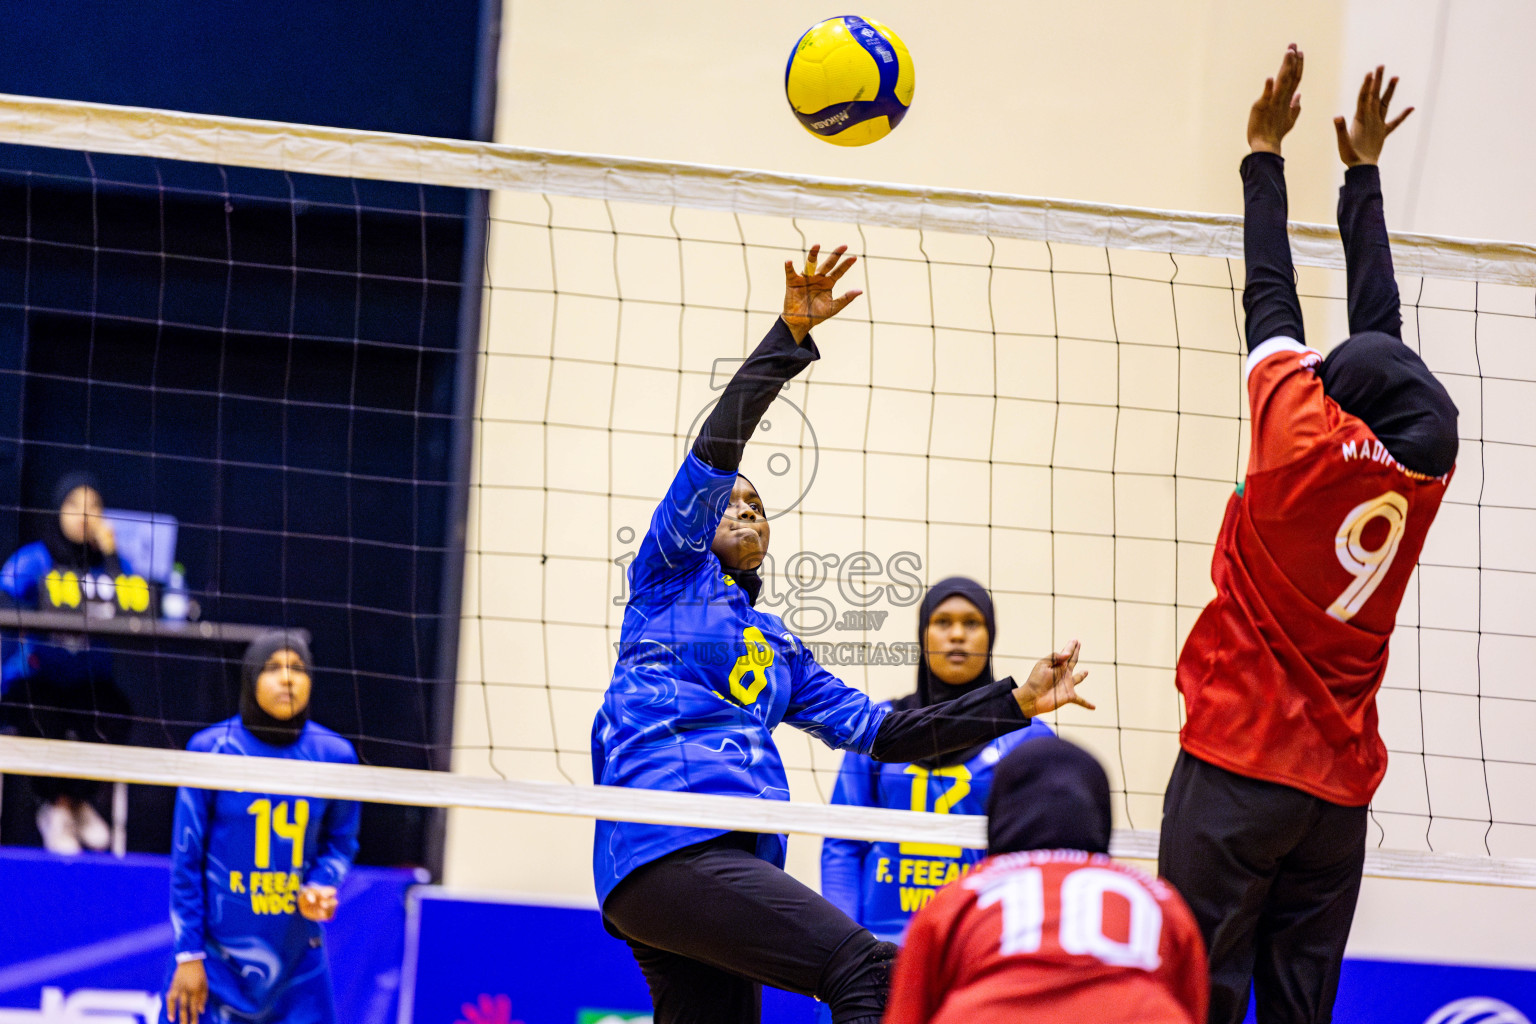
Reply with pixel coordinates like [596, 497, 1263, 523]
[0, 92, 1533, 286]
[3, 737, 1534, 889]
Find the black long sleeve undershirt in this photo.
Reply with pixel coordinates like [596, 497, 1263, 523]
[1241, 152, 1305, 353]
[691, 318, 819, 473]
[1337, 163, 1402, 339]
[868, 678, 1028, 763]
[1244, 155, 1404, 351]
[1246, 154, 1455, 476]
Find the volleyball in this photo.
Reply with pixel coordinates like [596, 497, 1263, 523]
[785, 16, 914, 146]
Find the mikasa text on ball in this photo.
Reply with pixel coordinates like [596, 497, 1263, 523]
[785, 16, 914, 146]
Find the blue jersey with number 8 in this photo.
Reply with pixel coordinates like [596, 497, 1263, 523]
[591, 452, 891, 905]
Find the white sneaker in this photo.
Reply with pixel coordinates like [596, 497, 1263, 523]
[74, 801, 111, 852]
[37, 802, 82, 855]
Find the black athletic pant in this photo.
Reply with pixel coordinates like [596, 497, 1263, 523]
[603, 832, 893, 1024]
[1240, 152, 1401, 354]
[1159, 752, 1367, 1024]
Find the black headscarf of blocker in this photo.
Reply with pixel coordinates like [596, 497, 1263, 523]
[1319, 331, 1459, 478]
[986, 735, 1112, 856]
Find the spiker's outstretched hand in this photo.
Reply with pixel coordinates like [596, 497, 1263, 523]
[1249, 44, 1304, 157]
[782, 243, 862, 344]
[1335, 66, 1413, 167]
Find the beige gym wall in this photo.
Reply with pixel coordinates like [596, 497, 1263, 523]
[443, 0, 1536, 968]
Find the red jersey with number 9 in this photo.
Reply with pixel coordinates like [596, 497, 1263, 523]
[1177, 337, 1452, 806]
[884, 849, 1208, 1024]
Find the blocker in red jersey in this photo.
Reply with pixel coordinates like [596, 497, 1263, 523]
[1177, 335, 1451, 806]
[1158, 46, 1458, 1024]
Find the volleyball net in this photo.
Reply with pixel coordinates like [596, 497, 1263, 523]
[0, 94, 1532, 887]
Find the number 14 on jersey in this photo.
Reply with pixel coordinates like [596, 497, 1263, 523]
[247, 797, 309, 869]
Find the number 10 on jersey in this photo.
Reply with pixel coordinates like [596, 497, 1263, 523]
[969, 865, 1164, 971]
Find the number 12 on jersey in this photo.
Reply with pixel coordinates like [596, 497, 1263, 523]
[899, 764, 972, 857]
[968, 865, 1164, 971]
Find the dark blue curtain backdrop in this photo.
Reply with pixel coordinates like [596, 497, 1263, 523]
[0, 1, 495, 868]
[0, 0, 484, 139]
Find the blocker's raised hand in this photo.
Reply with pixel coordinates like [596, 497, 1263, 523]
[1335, 65, 1413, 167]
[1248, 44, 1304, 156]
[782, 243, 862, 344]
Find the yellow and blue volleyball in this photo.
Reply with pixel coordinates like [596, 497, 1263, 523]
[785, 16, 914, 146]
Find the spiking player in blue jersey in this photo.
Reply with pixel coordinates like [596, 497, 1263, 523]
[592, 244, 1097, 1024]
[161, 631, 359, 1024]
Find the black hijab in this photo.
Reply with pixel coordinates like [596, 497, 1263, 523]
[239, 629, 313, 747]
[44, 472, 116, 573]
[986, 736, 1112, 856]
[891, 576, 997, 768]
[1319, 331, 1459, 478]
[721, 565, 763, 606]
[719, 473, 764, 605]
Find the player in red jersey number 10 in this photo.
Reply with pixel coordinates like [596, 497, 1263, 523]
[885, 737, 1208, 1024]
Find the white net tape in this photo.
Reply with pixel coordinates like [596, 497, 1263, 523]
[0, 92, 1530, 284]
[9, 736, 1536, 888]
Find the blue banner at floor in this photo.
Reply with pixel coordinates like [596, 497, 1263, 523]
[1331, 960, 1536, 1024]
[2, 853, 1531, 1024]
[402, 888, 1536, 1024]
[401, 889, 819, 1024]
[0, 846, 419, 1023]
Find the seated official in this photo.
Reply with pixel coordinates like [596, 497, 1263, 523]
[0, 472, 144, 853]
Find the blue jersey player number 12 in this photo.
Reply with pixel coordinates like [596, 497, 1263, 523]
[823, 576, 1057, 943]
